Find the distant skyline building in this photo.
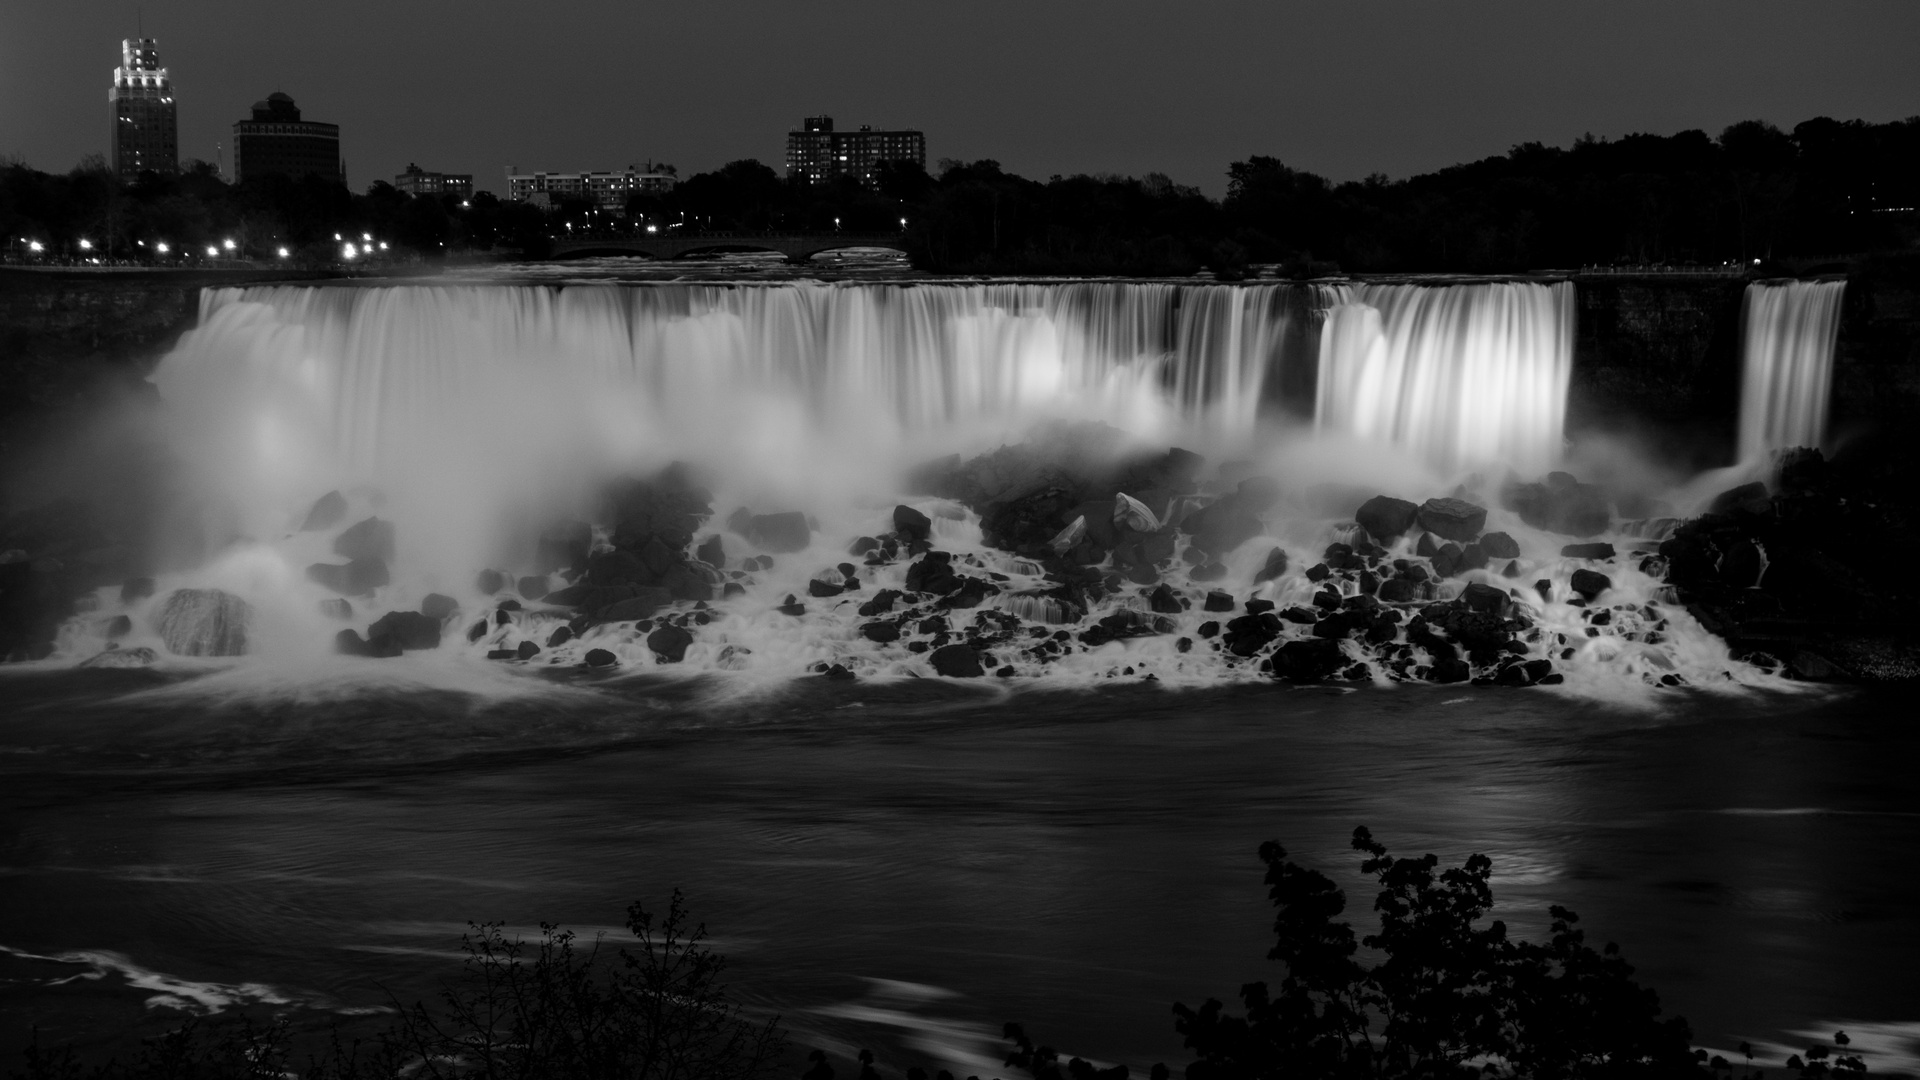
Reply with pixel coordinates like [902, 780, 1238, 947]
[785, 116, 925, 189]
[110, 38, 178, 179]
[394, 163, 473, 199]
[232, 93, 341, 185]
[503, 166, 678, 214]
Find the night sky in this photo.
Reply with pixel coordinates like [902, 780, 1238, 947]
[3, 0, 1917, 196]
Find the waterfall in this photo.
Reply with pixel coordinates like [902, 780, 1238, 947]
[1737, 280, 1846, 459]
[1314, 281, 1574, 472]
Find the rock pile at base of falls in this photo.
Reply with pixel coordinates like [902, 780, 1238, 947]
[1648, 447, 1920, 681]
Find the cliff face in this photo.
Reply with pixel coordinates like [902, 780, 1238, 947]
[1832, 254, 1920, 444]
[1567, 276, 1748, 468]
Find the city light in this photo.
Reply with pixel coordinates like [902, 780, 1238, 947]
[206, 245, 218, 257]
[277, 246, 290, 258]
[362, 233, 371, 242]
[333, 233, 341, 241]
[78, 239, 93, 251]
[155, 242, 169, 253]
[342, 242, 358, 259]
[223, 238, 236, 251]
[378, 242, 389, 250]
[27, 240, 43, 253]
[646, 224, 658, 234]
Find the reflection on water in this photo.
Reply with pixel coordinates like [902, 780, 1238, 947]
[1, 673, 1916, 1073]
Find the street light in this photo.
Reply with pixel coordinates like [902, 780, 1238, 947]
[27, 240, 43, 253]
[223, 238, 236, 251]
[205, 245, 218, 257]
[277, 246, 290, 258]
[155, 241, 170, 254]
[342, 242, 358, 260]
[78, 239, 93, 251]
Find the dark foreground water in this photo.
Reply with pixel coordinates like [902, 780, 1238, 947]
[2, 669, 1916, 1073]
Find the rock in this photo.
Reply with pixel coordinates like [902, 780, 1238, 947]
[737, 511, 811, 553]
[1429, 658, 1471, 683]
[1252, 547, 1289, 584]
[333, 517, 396, 563]
[1203, 590, 1235, 612]
[808, 578, 846, 598]
[862, 621, 901, 643]
[518, 575, 550, 602]
[858, 589, 901, 616]
[105, 614, 132, 639]
[1114, 493, 1161, 533]
[1561, 542, 1615, 560]
[301, 490, 349, 531]
[1502, 477, 1610, 537]
[823, 663, 857, 681]
[541, 584, 590, 607]
[1460, 582, 1510, 617]
[1457, 543, 1490, 573]
[849, 536, 879, 557]
[367, 610, 442, 651]
[1431, 544, 1462, 579]
[420, 593, 459, 621]
[1534, 579, 1552, 602]
[1416, 498, 1486, 542]
[1788, 649, 1843, 681]
[1272, 638, 1346, 682]
[1355, 495, 1419, 542]
[929, 643, 984, 677]
[335, 629, 381, 657]
[1246, 598, 1276, 615]
[583, 648, 617, 668]
[600, 590, 672, 623]
[120, 577, 155, 604]
[155, 589, 252, 656]
[546, 626, 573, 647]
[1569, 568, 1612, 601]
[1148, 584, 1182, 614]
[696, 534, 726, 568]
[1223, 612, 1282, 656]
[1378, 578, 1419, 603]
[1181, 495, 1263, 556]
[905, 552, 962, 596]
[776, 596, 807, 617]
[537, 521, 594, 574]
[893, 504, 933, 542]
[308, 558, 389, 596]
[1480, 531, 1520, 559]
[589, 550, 648, 587]
[1709, 481, 1772, 518]
[79, 645, 157, 668]
[1720, 539, 1764, 588]
[475, 569, 507, 595]
[646, 624, 694, 663]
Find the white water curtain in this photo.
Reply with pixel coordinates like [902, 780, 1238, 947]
[1737, 280, 1846, 460]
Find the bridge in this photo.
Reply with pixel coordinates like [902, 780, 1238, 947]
[547, 232, 908, 262]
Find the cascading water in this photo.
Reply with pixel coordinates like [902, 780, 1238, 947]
[1314, 281, 1574, 473]
[1737, 280, 1846, 460]
[46, 277, 1782, 698]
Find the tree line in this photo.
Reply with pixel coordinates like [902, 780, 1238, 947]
[4, 115, 1915, 274]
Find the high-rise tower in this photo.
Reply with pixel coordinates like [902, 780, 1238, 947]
[110, 38, 179, 179]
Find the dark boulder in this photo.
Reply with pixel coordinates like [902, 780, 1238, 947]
[584, 648, 618, 668]
[335, 628, 398, 658]
[1502, 477, 1610, 537]
[1355, 495, 1419, 542]
[105, 614, 132, 639]
[929, 643, 984, 677]
[1272, 638, 1346, 683]
[546, 626, 573, 648]
[735, 511, 812, 553]
[537, 521, 594, 574]
[905, 552, 961, 595]
[858, 589, 901, 616]
[893, 504, 933, 542]
[1569, 568, 1612, 601]
[808, 578, 846, 598]
[1378, 578, 1419, 603]
[1147, 584, 1182, 614]
[600, 589, 672, 623]
[155, 588, 252, 656]
[1561, 542, 1615, 560]
[1480, 531, 1520, 559]
[1181, 495, 1263, 556]
[1416, 498, 1486, 542]
[333, 517, 396, 563]
[1429, 658, 1471, 683]
[1460, 582, 1510, 616]
[1431, 544, 1463, 579]
[420, 593, 459, 621]
[518, 575, 550, 601]
[589, 550, 649, 586]
[517, 640, 540, 660]
[301, 490, 348, 532]
[695, 534, 726, 569]
[646, 624, 694, 663]
[1253, 547, 1289, 584]
[945, 577, 1001, 609]
[1203, 590, 1235, 612]
[862, 621, 901, 643]
[367, 610, 442, 651]
[1709, 481, 1772, 519]
[1223, 612, 1282, 657]
[475, 569, 507, 595]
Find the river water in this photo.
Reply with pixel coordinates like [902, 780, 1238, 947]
[3, 669, 1915, 1072]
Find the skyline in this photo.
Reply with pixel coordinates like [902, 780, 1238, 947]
[3, 1, 1919, 198]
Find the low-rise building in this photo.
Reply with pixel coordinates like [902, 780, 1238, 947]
[394, 163, 473, 199]
[503, 166, 677, 214]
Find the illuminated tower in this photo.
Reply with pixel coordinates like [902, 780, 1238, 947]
[110, 38, 179, 179]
